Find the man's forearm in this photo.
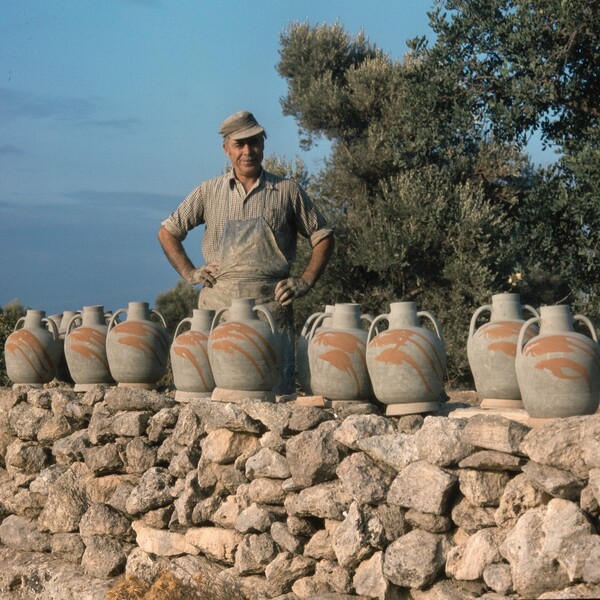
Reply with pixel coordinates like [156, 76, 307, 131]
[300, 236, 335, 288]
[157, 226, 196, 281]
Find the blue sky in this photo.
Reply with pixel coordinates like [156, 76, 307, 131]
[0, 1, 549, 318]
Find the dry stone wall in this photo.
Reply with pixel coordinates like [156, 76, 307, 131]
[1, 385, 600, 599]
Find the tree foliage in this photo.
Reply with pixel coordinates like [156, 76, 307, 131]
[155, 280, 199, 333]
[278, 9, 599, 385]
[0, 299, 26, 387]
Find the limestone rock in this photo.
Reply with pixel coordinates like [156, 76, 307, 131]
[79, 503, 134, 541]
[415, 416, 474, 466]
[0, 514, 51, 552]
[522, 460, 586, 500]
[81, 535, 131, 577]
[333, 414, 396, 450]
[185, 526, 243, 564]
[288, 405, 334, 432]
[125, 467, 175, 516]
[248, 476, 286, 505]
[458, 469, 511, 506]
[285, 481, 353, 520]
[356, 433, 419, 472]
[264, 551, 315, 595]
[451, 496, 496, 532]
[445, 527, 504, 580]
[52, 430, 91, 464]
[387, 460, 457, 515]
[482, 562, 514, 596]
[235, 502, 274, 533]
[111, 410, 151, 437]
[458, 449, 524, 471]
[461, 413, 530, 454]
[202, 428, 261, 464]
[286, 421, 340, 487]
[354, 551, 405, 600]
[5, 439, 49, 475]
[51, 532, 86, 564]
[336, 451, 395, 505]
[38, 462, 91, 533]
[189, 398, 261, 433]
[304, 528, 335, 560]
[234, 532, 278, 575]
[83, 443, 125, 476]
[405, 509, 452, 533]
[495, 472, 550, 528]
[241, 400, 293, 436]
[9, 402, 53, 441]
[271, 521, 304, 554]
[245, 448, 290, 480]
[125, 436, 158, 474]
[332, 502, 385, 568]
[103, 386, 173, 413]
[520, 416, 590, 479]
[383, 529, 445, 589]
[171, 402, 205, 447]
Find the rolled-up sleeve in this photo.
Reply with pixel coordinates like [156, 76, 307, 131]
[161, 185, 205, 242]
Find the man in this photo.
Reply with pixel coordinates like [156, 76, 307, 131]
[158, 110, 334, 395]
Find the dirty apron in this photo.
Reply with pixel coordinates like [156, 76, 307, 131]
[198, 217, 296, 395]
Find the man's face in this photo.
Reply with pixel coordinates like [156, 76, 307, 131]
[223, 134, 264, 180]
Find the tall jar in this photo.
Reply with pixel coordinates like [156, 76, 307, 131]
[64, 305, 114, 391]
[4, 309, 61, 387]
[308, 303, 373, 402]
[106, 302, 170, 389]
[208, 297, 279, 402]
[171, 308, 215, 402]
[296, 304, 335, 395]
[516, 304, 600, 420]
[467, 293, 539, 409]
[366, 301, 446, 415]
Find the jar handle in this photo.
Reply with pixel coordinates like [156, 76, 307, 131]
[308, 312, 332, 340]
[367, 314, 388, 345]
[468, 304, 492, 340]
[174, 317, 192, 339]
[574, 314, 598, 343]
[523, 304, 539, 318]
[254, 305, 277, 335]
[301, 311, 325, 337]
[66, 314, 83, 335]
[108, 308, 128, 332]
[150, 309, 167, 329]
[14, 316, 25, 331]
[418, 310, 444, 342]
[516, 316, 541, 357]
[42, 317, 60, 340]
[211, 308, 228, 332]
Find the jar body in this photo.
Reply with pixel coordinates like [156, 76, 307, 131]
[106, 302, 170, 387]
[64, 305, 113, 388]
[308, 303, 373, 401]
[366, 302, 446, 407]
[467, 293, 538, 403]
[516, 305, 600, 418]
[208, 298, 279, 392]
[5, 310, 61, 386]
[171, 309, 215, 396]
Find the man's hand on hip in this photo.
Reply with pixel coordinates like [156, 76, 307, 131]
[187, 262, 219, 287]
[275, 277, 311, 306]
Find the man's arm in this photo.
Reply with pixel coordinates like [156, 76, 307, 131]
[157, 226, 218, 286]
[275, 235, 335, 306]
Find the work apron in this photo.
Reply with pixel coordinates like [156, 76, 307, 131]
[198, 217, 296, 395]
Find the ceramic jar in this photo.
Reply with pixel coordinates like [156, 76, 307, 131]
[4, 309, 61, 387]
[516, 304, 600, 419]
[308, 303, 373, 402]
[208, 297, 279, 401]
[296, 304, 335, 395]
[106, 302, 170, 389]
[467, 293, 539, 409]
[171, 309, 216, 401]
[64, 305, 114, 391]
[366, 301, 446, 415]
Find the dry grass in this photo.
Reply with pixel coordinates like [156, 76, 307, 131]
[107, 570, 245, 600]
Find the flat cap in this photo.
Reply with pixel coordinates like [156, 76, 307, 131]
[219, 111, 265, 140]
